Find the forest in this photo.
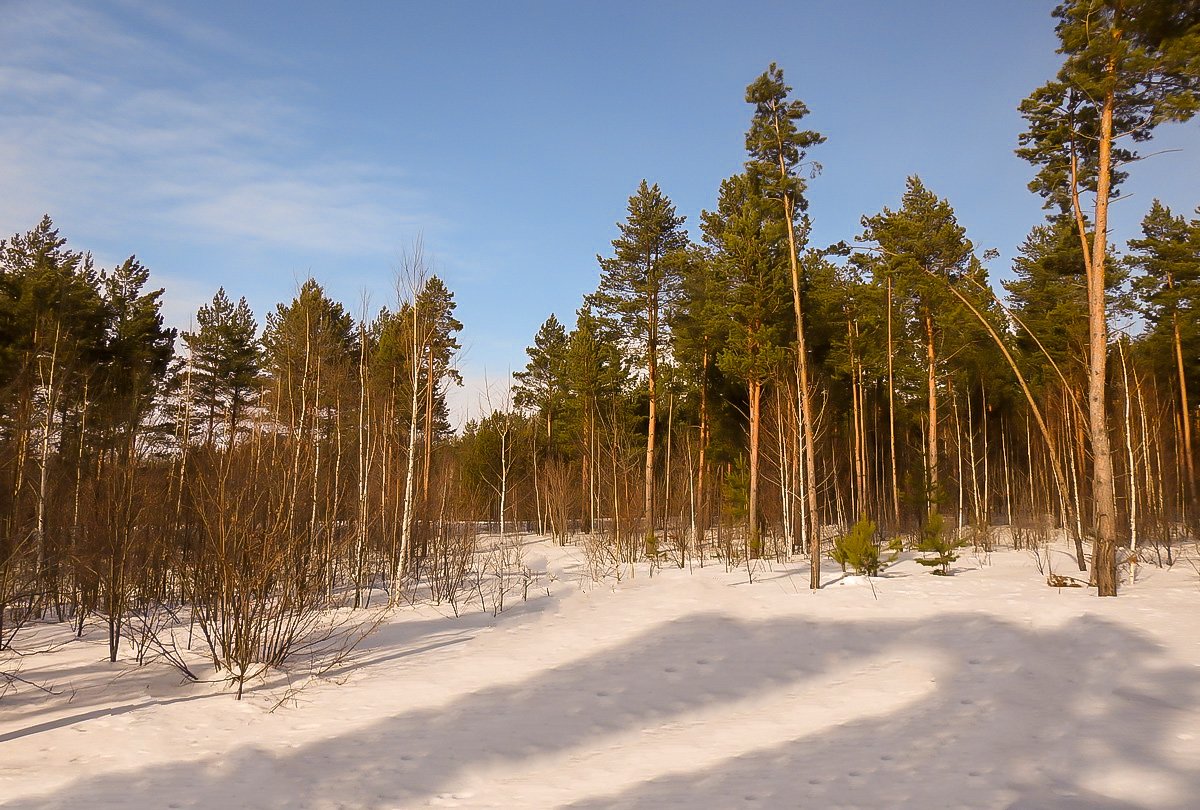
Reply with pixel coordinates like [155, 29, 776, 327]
[1, 1, 1198, 699]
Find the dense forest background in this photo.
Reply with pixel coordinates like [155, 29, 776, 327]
[1, 1, 1197, 690]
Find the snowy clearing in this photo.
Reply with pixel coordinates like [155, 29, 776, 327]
[2, 537, 1199, 809]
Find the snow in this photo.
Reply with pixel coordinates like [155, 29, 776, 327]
[2, 538, 1199, 808]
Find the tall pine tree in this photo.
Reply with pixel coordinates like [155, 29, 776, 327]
[1127, 200, 1200, 510]
[1018, 0, 1200, 595]
[589, 180, 688, 550]
[97, 256, 176, 458]
[858, 177, 988, 524]
[744, 63, 826, 586]
[701, 172, 792, 554]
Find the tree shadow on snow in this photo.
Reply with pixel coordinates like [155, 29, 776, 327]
[10, 611, 1199, 809]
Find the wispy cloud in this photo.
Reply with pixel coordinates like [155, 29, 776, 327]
[0, 0, 428, 257]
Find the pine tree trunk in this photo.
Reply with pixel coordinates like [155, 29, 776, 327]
[590, 402, 598, 533]
[355, 331, 369, 609]
[981, 383, 990, 527]
[644, 334, 657, 555]
[967, 388, 981, 527]
[778, 197, 822, 588]
[532, 428, 542, 535]
[1001, 416, 1013, 528]
[887, 274, 901, 529]
[695, 346, 710, 553]
[848, 320, 863, 521]
[856, 360, 869, 524]
[776, 392, 790, 556]
[1087, 82, 1119, 596]
[1171, 310, 1196, 519]
[748, 379, 762, 558]
[427, 345, 436, 499]
[664, 391, 674, 546]
[924, 311, 939, 519]
[953, 389, 964, 533]
[1118, 340, 1137, 581]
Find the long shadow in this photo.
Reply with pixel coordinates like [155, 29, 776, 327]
[563, 615, 1199, 809]
[8, 612, 1198, 809]
[0, 692, 215, 744]
[0, 645, 210, 723]
[3, 592, 554, 725]
[325, 589, 556, 677]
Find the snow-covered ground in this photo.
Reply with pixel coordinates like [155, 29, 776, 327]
[2, 538, 1198, 809]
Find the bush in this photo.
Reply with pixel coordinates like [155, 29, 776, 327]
[831, 516, 898, 576]
[915, 512, 965, 575]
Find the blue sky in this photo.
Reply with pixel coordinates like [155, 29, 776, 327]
[2, 0, 1198, 424]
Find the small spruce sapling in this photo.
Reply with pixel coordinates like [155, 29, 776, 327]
[831, 515, 899, 577]
[916, 512, 964, 575]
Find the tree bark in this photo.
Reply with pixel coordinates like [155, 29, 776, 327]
[748, 379, 762, 557]
[695, 345, 709, 553]
[924, 311, 939, 519]
[644, 307, 657, 555]
[1171, 308, 1196, 517]
[778, 198, 821, 587]
[1087, 78, 1119, 596]
[887, 274, 901, 529]
[394, 299, 423, 604]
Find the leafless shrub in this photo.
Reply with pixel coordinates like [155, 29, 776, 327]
[184, 436, 361, 699]
[1026, 533, 1049, 576]
[970, 520, 995, 554]
[1011, 526, 1032, 552]
[0, 533, 42, 653]
[425, 520, 477, 614]
[542, 458, 576, 545]
[580, 531, 623, 584]
[486, 534, 526, 616]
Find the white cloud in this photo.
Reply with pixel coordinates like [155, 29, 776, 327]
[0, 0, 429, 257]
[443, 360, 522, 429]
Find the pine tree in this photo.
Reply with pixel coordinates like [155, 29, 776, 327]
[96, 256, 176, 457]
[670, 247, 727, 552]
[743, 63, 825, 587]
[514, 314, 569, 452]
[564, 305, 626, 533]
[820, 262, 890, 526]
[1005, 219, 1090, 389]
[831, 515, 898, 577]
[182, 288, 260, 447]
[1018, 0, 1200, 595]
[589, 180, 688, 550]
[0, 216, 106, 576]
[413, 276, 463, 501]
[1127, 200, 1200, 509]
[262, 278, 355, 429]
[86, 257, 175, 662]
[858, 177, 992, 525]
[915, 511, 964, 575]
[0, 216, 106, 396]
[701, 172, 792, 554]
